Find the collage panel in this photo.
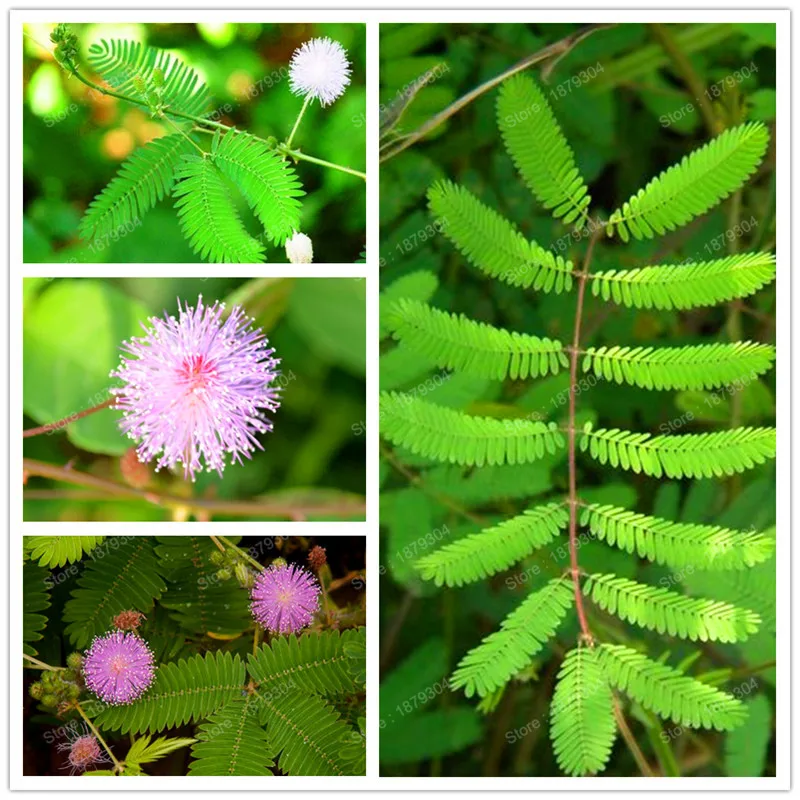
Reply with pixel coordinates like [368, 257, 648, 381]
[22, 277, 366, 523]
[23, 21, 366, 264]
[378, 20, 778, 780]
[22, 533, 366, 776]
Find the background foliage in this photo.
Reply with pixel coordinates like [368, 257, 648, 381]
[379, 22, 776, 777]
[23, 535, 366, 776]
[23, 22, 366, 263]
[23, 277, 366, 521]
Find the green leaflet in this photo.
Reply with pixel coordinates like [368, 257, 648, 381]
[416, 502, 568, 587]
[380, 391, 565, 467]
[189, 696, 277, 776]
[606, 121, 769, 241]
[23, 561, 51, 657]
[497, 74, 591, 227]
[584, 573, 761, 643]
[155, 537, 251, 637]
[379, 270, 439, 339]
[24, 535, 105, 568]
[95, 651, 246, 734]
[255, 690, 354, 776]
[582, 341, 776, 391]
[580, 424, 776, 479]
[63, 538, 167, 649]
[450, 579, 574, 698]
[248, 628, 365, 695]
[550, 647, 616, 776]
[589, 252, 776, 310]
[597, 644, 747, 730]
[581, 503, 775, 571]
[428, 180, 575, 294]
[173, 156, 265, 263]
[211, 131, 304, 245]
[88, 39, 209, 118]
[385, 298, 569, 381]
[79, 135, 195, 242]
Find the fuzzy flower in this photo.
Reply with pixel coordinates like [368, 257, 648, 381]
[57, 729, 109, 774]
[285, 231, 314, 264]
[111, 296, 281, 482]
[250, 563, 321, 634]
[82, 631, 156, 706]
[289, 37, 351, 107]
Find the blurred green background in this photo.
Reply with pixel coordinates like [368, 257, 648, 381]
[23, 22, 366, 263]
[23, 277, 366, 521]
[379, 22, 776, 777]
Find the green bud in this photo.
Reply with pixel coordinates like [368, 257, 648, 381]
[66, 652, 84, 670]
[146, 90, 162, 108]
[265, 136, 278, 149]
[67, 684, 81, 700]
[234, 562, 252, 589]
[216, 567, 232, 581]
[132, 75, 147, 94]
[271, 557, 287, 569]
[151, 68, 165, 88]
[29, 682, 44, 699]
[209, 550, 226, 567]
[62, 669, 78, 683]
[40, 693, 58, 707]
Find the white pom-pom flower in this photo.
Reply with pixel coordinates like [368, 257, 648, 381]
[286, 231, 314, 264]
[289, 37, 351, 107]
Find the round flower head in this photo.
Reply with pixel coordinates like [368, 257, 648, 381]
[289, 37, 351, 107]
[82, 631, 155, 706]
[250, 563, 321, 634]
[111, 296, 280, 482]
[285, 231, 313, 264]
[57, 728, 109, 774]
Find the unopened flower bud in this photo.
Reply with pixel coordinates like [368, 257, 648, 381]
[234, 562, 253, 589]
[132, 75, 147, 94]
[151, 68, 165, 88]
[307, 545, 327, 572]
[29, 682, 44, 699]
[66, 652, 84, 670]
[120, 448, 151, 489]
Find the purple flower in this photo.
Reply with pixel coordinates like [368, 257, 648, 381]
[250, 563, 321, 634]
[82, 631, 156, 705]
[57, 730, 108, 774]
[111, 296, 280, 482]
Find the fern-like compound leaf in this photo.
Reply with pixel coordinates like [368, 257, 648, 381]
[450, 579, 574, 698]
[597, 643, 747, 730]
[590, 252, 776, 310]
[581, 503, 776, 571]
[607, 121, 769, 241]
[63, 539, 166, 649]
[125, 735, 196, 768]
[24, 535, 105, 568]
[255, 690, 353, 776]
[580, 424, 776, 479]
[584, 573, 761, 643]
[23, 561, 51, 657]
[550, 647, 616, 776]
[497, 74, 591, 227]
[416, 502, 568, 587]
[95, 651, 246, 734]
[155, 537, 251, 637]
[88, 39, 209, 117]
[189, 696, 276, 776]
[385, 298, 569, 381]
[582, 341, 776, 391]
[379, 270, 439, 338]
[380, 391, 565, 467]
[428, 180, 575, 294]
[247, 629, 365, 696]
[212, 131, 304, 245]
[173, 156, 265, 263]
[79, 135, 195, 243]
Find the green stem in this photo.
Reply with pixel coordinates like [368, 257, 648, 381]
[74, 700, 123, 772]
[161, 113, 205, 156]
[22, 653, 61, 671]
[284, 94, 313, 150]
[276, 144, 367, 180]
[68, 65, 365, 180]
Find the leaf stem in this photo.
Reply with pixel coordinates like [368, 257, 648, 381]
[22, 653, 61, 671]
[22, 457, 365, 520]
[23, 398, 115, 439]
[217, 534, 265, 572]
[284, 94, 313, 150]
[73, 700, 123, 773]
[276, 144, 367, 180]
[567, 223, 603, 644]
[611, 694, 657, 777]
